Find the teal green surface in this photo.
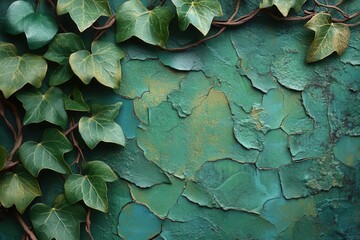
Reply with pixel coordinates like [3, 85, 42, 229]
[1, 0, 360, 239]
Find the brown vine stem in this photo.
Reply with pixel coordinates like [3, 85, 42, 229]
[0, 100, 17, 140]
[85, 209, 94, 240]
[15, 211, 37, 240]
[332, 11, 360, 23]
[314, 0, 349, 18]
[93, 15, 116, 42]
[64, 122, 79, 136]
[165, 0, 241, 51]
[265, 9, 315, 21]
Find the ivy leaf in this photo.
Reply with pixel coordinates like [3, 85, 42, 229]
[16, 87, 68, 129]
[171, 0, 223, 35]
[115, 0, 174, 47]
[79, 102, 125, 149]
[69, 41, 124, 89]
[64, 161, 117, 212]
[0, 146, 8, 171]
[305, 13, 350, 63]
[57, 0, 111, 32]
[44, 33, 85, 86]
[0, 42, 47, 98]
[0, 166, 42, 213]
[4, 0, 58, 49]
[64, 88, 90, 112]
[18, 128, 72, 177]
[259, 0, 306, 17]
[30, 194, 86, 240]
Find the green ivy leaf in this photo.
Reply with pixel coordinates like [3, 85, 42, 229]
[16, 87, 68, 129]
[64, 88, 90, 112]
[30, 194, 86, 240]
[4, 0, 58, 49]
[0, 146, 8, 171]
[0, 166, 42, 213]
[115, 0, 174, 47]
[69, 41, 124, 89]
[259, 0, 306, 17]
[79, 102, 125, 149]
[44, 33, 85, 86]
[0, 42, 47, 98]
[305, 13, 350, 63]
[57, 0, 111, 32]
[64, 161, 117, 212]
[171, 0, 223, 35]
[18, 128, 72, 177]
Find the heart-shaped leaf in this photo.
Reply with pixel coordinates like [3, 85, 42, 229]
[64, 88, 90, 112]
[0, 42, 47, 98]
[64, 161, 117, 212]
[30, 194, 86, 240]
[57, 0, 111, 32]
[18, 128, 72, 177]
[305, 13, 350, 63]
[116, 0, 174, 47]
[4, 0, 58, 49]
[171, 0, 223, 35]
[0, 166, 42, 213]
[44, 33, 85, 86]
[79, 102, 125, 149]
[16, 87, 68, 129]
[69, 41, 124, 89]
[0, 146, 8, 171]
[259, 0, 306, 17]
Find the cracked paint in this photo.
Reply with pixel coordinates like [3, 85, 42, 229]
[1, 1, 359, 239]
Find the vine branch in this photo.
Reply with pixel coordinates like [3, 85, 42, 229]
[15, 211, 37, 240]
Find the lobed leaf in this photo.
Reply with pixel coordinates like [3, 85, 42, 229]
[69, 41, 124, 89]
[64, 88, 90, 112]
[0, 166, 42, 213]
[18, 128, 72, 177]
[171, 0, 223, 35]
[4, 0, 58, 49]
[44, 33, 85, 86]
[64, 161, 117, 212]
[57, 0, 112, 32]
[0, 42, 47, 98]
[79, 102, 125, 149]
[259, 0, 307, 17]
[16, 87, 68, 129]
[305, 13, 350, 63]
[30, 194, 86, 240]
[116, 0, 174, 47]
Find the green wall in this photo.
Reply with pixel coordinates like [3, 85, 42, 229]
[0, 0, 359, 239]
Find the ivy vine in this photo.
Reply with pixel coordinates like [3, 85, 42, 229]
[0, 0, 359, 239]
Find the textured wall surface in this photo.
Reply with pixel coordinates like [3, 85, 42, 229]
[0, 0, 359, 239]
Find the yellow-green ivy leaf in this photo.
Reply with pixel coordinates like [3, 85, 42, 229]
[69, 41, 124, 89]
[16, 87, 68, 129]
[0, 166, 42, 213]
[0, 42, 47, 98]
[64, 88, 90, 112]
[116, 0, 174, 47]
[259, 0, 306, 17]
[30, 194, 86, 240]
[64, 161, 117, 212]
[305, 13, 350, 63]
[79, 102, 125, 149]
[18, 128, 72, 177]
[171, 0, 223, 35]
[56, 0, 111, 32]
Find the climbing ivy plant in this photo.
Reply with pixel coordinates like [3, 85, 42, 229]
[0, 0, 358, 239]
